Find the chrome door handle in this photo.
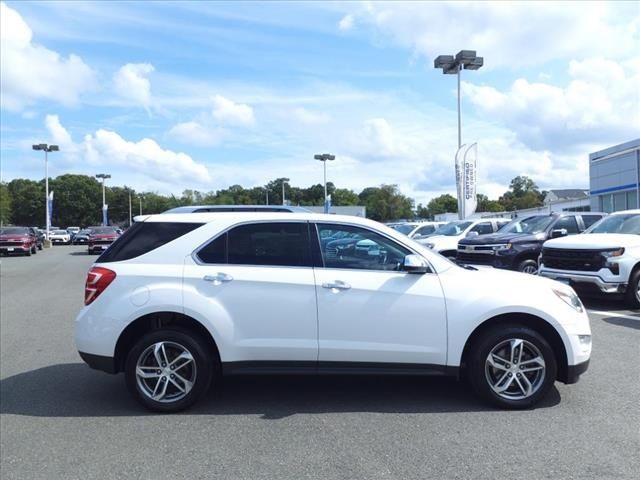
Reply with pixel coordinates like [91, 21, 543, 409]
[322, 280, 351, 290]
[203, 273, 233, 283]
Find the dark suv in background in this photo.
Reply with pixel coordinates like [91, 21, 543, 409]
[457, 212, 605, 274]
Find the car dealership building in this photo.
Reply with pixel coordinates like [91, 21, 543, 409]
[590, 138, 640, 213]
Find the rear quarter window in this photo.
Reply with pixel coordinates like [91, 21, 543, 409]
[97, 222, 203, 262]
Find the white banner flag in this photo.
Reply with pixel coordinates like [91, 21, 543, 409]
[454, 143, 478, 219]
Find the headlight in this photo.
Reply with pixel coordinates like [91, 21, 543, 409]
[602, 248, 625, 258]
[553, 288, 584, 313]
[493, 243, 511, 251]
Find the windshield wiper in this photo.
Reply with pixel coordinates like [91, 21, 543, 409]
[457, 263, 478, 271]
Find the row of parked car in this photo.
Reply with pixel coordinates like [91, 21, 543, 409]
[0, 225, 122, 256]
[389, 210, 640, 307]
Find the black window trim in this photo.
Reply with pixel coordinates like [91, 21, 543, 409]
[192, 219, 314, 269]
[311, 221, 435, 274]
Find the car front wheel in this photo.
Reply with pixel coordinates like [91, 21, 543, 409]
[125, 328, 214, 412]
[626, 268, 640, 309]
[517, 259, 538, 275]
[468, 325, 557, 409]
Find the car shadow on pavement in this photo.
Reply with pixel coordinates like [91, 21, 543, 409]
[68, 251, 90, 256]
[0, 363, 561, 418]
[602, 316, 640, 330]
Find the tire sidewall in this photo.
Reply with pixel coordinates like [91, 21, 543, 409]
[125, 328, 214, 412]
[469, 325, 558, 409]
[626, 268, 640, 309]
[517, 259, 538, 275]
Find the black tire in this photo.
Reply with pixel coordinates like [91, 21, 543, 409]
[37, 243, 43, 250]
[626, 268, 640, 309]
[125, 328, 215, 412]
[467, 324, 557, 409]
[25, 248, 32, 256]
[517, 259, 538, 275]
[31, 246, 37, 254]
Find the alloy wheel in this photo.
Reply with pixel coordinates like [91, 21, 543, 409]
[485, 338, 546, 400]
[521, 265, 538, 275]
[135, 341, 197, 403]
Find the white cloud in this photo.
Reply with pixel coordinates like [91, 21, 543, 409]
[361, 118, 400, 157]
[211, 95, 255, 126]
[113, 63, 155, 110]
[0, 2, 96, 111]
[168, 121, 223, 146]
[344, 2, 640, 67]
[43, 116, 211, 187]
[45, 114, 73, 148]
[461, 57, 640, 151]
[338, 14, 354, 32]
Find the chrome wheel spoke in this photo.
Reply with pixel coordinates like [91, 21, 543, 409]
[515, 373, 533, 396]
[510, 339, 523, 364]
[172, 371, 194, 393]
[152, 377, 169, 400]
[520, 355, 545, 369]
[488, 353, 509, 371]
[136, 366, 161, 379]
[169, 351, 194, 372]
[492, 371, 514, 393]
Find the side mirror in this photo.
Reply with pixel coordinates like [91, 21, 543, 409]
[550, 228, 568, 239]
[466, 231, 479, 237]
[403, 254, 430, 274]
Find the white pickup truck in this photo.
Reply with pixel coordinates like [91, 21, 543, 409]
[539, 210, 640, 308]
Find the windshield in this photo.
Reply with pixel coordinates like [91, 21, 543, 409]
[587, 214, 640, 234]
[91, 227, 118, 234]
[0, 227, 29, 235]
[433, 221, 473, 236]
[391, 224, 416, 235]
[500, 216, 554, 234]
[53, 230, 67, 234]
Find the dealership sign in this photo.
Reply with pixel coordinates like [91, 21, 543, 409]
[455, 143, 478, 219]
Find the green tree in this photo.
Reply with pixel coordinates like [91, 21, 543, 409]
[0, 182, 12, 225]
[415, 203, 430, 219]
[7, 179, 44, 226]
[477, 193, 503, 212]
[48, 174, 103, 227]
[499, 175, 544, 210]
[358, 185, 414, 222]
[332, 188, 359, 206]
[427, 194, 458, 216]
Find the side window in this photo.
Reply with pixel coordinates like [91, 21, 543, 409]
[225, 222, 311, 267]
[470, 222, 493, 234]
[197, 233, 227, 264]
[553, 216, 579, 234]
[416, 225, 435, 236]
[316, 223, 411, 272]
[581, 215, 602, 229]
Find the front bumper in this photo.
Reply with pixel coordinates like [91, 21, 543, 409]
[0, 245, 30, 253]
[565, 359, 590, 384]
[79, 351, 117, 374]
[539, 269, 626, 294]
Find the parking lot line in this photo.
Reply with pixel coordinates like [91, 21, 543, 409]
[587, 310, 639, 321]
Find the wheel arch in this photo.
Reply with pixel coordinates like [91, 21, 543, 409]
[459, 312, 569, 383]
[113, 311, 221, 373]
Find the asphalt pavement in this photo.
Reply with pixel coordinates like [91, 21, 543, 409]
[1, 246, 638, 480]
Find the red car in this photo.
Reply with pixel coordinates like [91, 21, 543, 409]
[87, 226, 120, 254]
[0, 226, 38, 256]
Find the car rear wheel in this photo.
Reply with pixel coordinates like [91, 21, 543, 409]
[125, 328, 214, 412]
[626, 268, 640, 309]
[468, 325, 557, 409]
[517, 259, 538, 275]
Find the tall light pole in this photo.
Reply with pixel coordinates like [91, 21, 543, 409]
[434, 50, 483, 219]
[128, 189, 132, 227]
[95, 173, 111, 226]
[281, 178, 289, 206]
[314, 153, 336, 213]
[264, 186, 269, 205]
[433, 50, 483, 149]
[32, 143, 59, 245]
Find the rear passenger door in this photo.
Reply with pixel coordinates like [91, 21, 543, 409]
[183, 221, 318, 363]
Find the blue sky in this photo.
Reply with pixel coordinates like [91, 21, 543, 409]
[1, 1, 638, 205]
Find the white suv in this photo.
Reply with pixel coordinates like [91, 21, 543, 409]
[75, 213, 591, 412]
[539, 210, 640, 307]
[416, 218, 510, 258]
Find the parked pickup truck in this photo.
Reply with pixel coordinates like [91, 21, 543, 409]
[457, 212, 605, 275]
[0, 226, 38, 256]
[539, 210, 640, 308]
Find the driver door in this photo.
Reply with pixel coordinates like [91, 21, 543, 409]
[313, 223, 448, 366]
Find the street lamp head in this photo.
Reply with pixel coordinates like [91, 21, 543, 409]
[434, 55, 454, 69]
[47, 145, 59, 152]
[32, 144, 47, 151]
[455, 50, 477, 65]
[314, 153, 336, 161]
[464, 56, 484, 70]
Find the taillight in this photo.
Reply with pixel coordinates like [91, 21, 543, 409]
[85, 267, 116, 305]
